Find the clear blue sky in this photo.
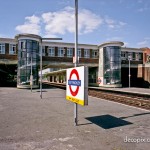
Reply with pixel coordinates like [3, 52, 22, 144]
[0, 0, 150, 48]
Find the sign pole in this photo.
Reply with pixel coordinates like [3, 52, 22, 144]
[74, 0, 78, 126]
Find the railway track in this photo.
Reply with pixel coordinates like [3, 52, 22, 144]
[89, 89, 150, 110]
[43, 82, 150, 110]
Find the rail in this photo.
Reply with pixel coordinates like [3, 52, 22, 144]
[43, 81, 150, 110]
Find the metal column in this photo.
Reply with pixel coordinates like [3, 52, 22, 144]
[74, 0, 78, 126]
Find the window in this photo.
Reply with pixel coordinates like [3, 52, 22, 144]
[139, 53, 143, 60]
[42, 46, 45, 56]
[67, 48, 73, 57]
[84, 49, 90, 58]
[58, 47, 64, 57]
[20, 41, 26, 49]
[135, 53, 139, 60]
[48, 47, 55, 56]
[27, 40, 32, 49]
[92, 50, 98, 58]
[33, 41, 38, 50]
[0, 43, 5, 54]
[77, 49, 81, 58]
[128, 52, 133, 60]
[121, 51, 126, 60]
[9, 44, 16, 55]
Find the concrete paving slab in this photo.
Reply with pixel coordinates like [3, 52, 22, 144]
[0, 87, 150, 150]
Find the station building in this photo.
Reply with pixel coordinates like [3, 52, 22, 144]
[0, 34, 150, 88]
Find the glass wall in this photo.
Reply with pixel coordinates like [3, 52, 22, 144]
[17, 39, 39, 88]
[103, 46, 121, 85]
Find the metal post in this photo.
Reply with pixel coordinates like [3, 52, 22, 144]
[31, 53, 32, 92]
[74, 0, 78, 126]
[40, 42, 42, 99]
[129, 58, 131, 88]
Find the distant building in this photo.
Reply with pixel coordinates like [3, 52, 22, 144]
[0, 34, 149, 88]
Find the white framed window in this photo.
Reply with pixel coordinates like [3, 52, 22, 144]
[42, 46, 45, 56]
[128, 52, 133, 60]
[135, 53, 139, 60]
[9, 44, 16, 55]
[77, 49, 81, 58]
[121, 51, 126, 60]
[0, 43, 5, 54]
[84, 49, 90, 58]
[58, 47, 64, 57]
[92, 49, 98, 58]
[67, 48, 73, 57]
[48, 47, 55, 56]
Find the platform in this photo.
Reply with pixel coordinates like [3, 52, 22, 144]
[90, 87, 150, 96]
[0, 87, 150, 150]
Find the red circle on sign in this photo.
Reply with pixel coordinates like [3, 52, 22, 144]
[69, 69, 80, 96]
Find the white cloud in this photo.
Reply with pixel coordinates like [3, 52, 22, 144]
[104, 16, 126, 29]
[119, 21, 127, 26]
[137, 38, 150, 47]
[15, 6, 126, 37]
[137, 2, 149, 12]
[106, 36, 123, 41]
[0, 33, 6, 37]
[105, 17, 115, 29]
[58, 0, 70, 5]
[42, 6, 103, 36]
[79, 9, 103, 34]
[123, 42, 129, 47]
[15, 15, 41, 35]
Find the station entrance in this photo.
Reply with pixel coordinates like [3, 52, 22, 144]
[121, 67, 143, 87]
[0, 64, 17, 87]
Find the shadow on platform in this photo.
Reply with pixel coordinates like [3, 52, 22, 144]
[36, 90, 48, 92]
[85, 114, 132, 129]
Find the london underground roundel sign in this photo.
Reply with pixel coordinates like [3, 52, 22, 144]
[69, 69, 80, 96]
[66, 66, 88, 106]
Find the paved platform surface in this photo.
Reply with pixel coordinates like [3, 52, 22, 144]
[90, 87, 150, 96]
[0, 87, 150, 150]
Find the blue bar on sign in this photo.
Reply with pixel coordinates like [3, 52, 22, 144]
[68, 80, 81, 86]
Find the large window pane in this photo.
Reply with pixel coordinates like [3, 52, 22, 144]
[58, 47, 64, 57]
[17, 39, 39, 87]
[48, 47, 55, 56]
[103, 46, 121, 85]
[0, 43, 5, 54]
[67, 48, 73, 57]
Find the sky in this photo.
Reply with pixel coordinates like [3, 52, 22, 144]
[0, 0, 150, 48]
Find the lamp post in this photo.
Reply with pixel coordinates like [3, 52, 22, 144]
[74, 0, 78, 126]
[40, 44, 42, 99]
[30, 53, 33, 92]
[40, 38, 62, 99]
[128, 55, 131, 88]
